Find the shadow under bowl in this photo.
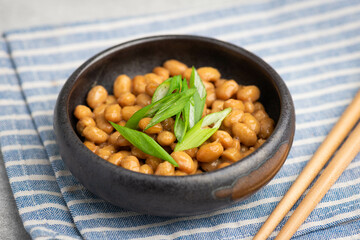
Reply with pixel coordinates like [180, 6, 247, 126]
[54, 35, 295, 216]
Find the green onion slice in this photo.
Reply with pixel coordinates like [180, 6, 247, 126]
[190, 66, 206, 99]
[152, 77, 172, 103]
[174, 108, 231, 152]
[110, 121, 178, 167]
[125, 93, 180, 129]
[188, 67, 207, 128]
[145, 88, 196, 130]
[174, 78, 189, 142]
[174, 112, 187, 143]
[151, 75, 182, 103]
[167, 75, 182, 96]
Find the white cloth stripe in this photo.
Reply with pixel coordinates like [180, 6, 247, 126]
[49, 155, 61, 162]
[0, 114, 31, 121]
[31, 237, 51, 240]
[0, 84, 21, 92]
[14, 190, 62, 198]
[332, 176, 360, 189]
[0, 98, 64, 109]
[5, 159, 49, 167]
[269, 175, 297, 186]
[37, 125, 53, 132]
[296, 117, 338, 130]
[9, 175, 56, 184]
[0, 99, 25, 106]
[287, 68, 360, 87]
[23, 219, 75, 227]
[2, 144, 44, 152]
[318, 192, 360, 209]
[0, 129, 37, 137]
[0, 111, 52, 120]
[0, 67, 16, 74]
[0, 51, 9, 58]
[284, 155, 312, 165]
[67, 199, 105, 208]
[27, 94, 58, 103]
[11, 37, 130, 57]
[7, 0, 323, 41]
[43, 140, 57, 147]
[292, 136, 325, 147]
[22, 79, 65, 90]
[292, 82, 360, 101]
[277, 51, 360, 74]
[17, 61, 83, 73]
[32, 110, 54, 117]
[19, 203, 69, 215]
[295, 99, 352, 115]
[55, 170, 72, 177]
[0, 126, 54, 136]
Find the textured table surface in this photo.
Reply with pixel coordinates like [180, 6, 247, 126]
[0, 0, 241, 239]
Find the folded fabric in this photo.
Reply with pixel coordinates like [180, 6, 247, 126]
[1, 0, 360, 239]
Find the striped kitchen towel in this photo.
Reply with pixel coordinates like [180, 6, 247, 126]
[1, 0, 360, 239]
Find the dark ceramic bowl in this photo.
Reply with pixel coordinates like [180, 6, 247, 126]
[54, 35, 295, 216]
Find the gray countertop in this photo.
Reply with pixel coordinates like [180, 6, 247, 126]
[0, 0, 243, 239]
[0, 157, 30, 239]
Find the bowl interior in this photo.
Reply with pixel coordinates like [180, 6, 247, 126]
[68, 37, 281, 134]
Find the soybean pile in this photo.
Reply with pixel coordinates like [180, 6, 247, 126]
[74, 60, 275, 176]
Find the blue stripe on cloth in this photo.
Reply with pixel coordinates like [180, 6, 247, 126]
[1, 0, 360, 239]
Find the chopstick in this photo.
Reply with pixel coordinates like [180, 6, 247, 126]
[254, 90, 360, 240]
[275, 121, 360, 239]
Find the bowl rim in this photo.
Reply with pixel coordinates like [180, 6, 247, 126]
[57, 34, 294, 185]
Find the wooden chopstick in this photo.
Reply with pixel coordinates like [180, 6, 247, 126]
[254, 90, 360, 240]
[275, 122, 360, 239]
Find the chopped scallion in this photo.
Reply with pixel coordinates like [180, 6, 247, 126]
[110, 121, 178, 167]
[174, 108, 231, 152]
